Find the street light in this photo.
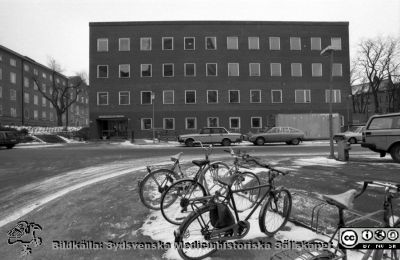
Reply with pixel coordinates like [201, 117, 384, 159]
[320, 45, 338, 159]
[151, 93, 155, 143]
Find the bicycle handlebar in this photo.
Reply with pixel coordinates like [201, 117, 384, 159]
[355, 181, 400, 198]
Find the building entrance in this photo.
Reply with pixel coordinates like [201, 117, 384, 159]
[97, 118, 128, 139]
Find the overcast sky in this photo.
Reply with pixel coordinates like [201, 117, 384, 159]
[0, 0, 399, 76]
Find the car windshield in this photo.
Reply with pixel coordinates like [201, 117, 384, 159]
[267, 128, 279, 133]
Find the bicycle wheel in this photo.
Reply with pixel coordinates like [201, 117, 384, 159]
[230, 171, 261, 212]
[138, 169, 179, 210]
[160, 179, 207, 225]
[202, 162, 230, 195]
[259, 188, 292, 236]
[175, 204, 219, 260]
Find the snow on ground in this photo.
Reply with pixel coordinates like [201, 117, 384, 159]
[293, 157, 347, 167]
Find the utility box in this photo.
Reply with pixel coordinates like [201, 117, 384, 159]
[337, 139, 351, 161]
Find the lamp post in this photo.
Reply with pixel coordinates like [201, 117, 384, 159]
[151, 93, 155, 143]
[321, 45, 337, 159]
[346, 94, 352, 131]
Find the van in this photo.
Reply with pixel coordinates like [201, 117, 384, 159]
[361, 113, 400, 162]
[0, 131, 19, 149]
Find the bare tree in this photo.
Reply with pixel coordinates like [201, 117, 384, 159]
[356, 36, 399, 113]
[32, 57, 88, 127]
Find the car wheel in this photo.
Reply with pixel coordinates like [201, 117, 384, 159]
[285, 141, 291, 145]
[6, 145, 14, 149]
[291, 138, 300, 145]
[255, 137, 265, 146]
[349, 138, 357, 144]
[221, 139, 231, 146]
[390, 144, 400, 163]
[185, 139, 194, 147]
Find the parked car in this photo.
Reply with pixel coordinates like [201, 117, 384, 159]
[361, 112, 400, 162]
[333, 126, 365, 144]
[178, 127, 243, 147]
[0, 130, 19, 149]
[247, 127, 305, 146]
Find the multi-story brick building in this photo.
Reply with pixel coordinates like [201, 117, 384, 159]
[89, 21, 350, 139]
[0, 45, 89, 128]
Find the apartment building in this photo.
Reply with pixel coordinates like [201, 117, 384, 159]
[0, 45, 89, 128]
[89, 21, 350, 139]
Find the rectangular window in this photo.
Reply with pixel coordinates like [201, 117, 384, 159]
[228, 63, 239, 76]
[185, 90, 196, 104]
[270, 63, 281, 76]
[207, 90, 218, 104]
[251, 117, 262, 128]
[97, 65, 108, 78]
[33, 110, 38, 120]
[325, 89, 341, 103]
[332, 63, 343, 76]
[185, 117, 197, 130]
[10, 89, 16, 100]
[229, 90, 240, 103]
[295, 90, 311, 103]
[10, 72, 16, 84]
[269, 37, 280, 50]
[24, 64, 29, 72]
[184, 37, 195, 50]
[42, 97, 46, 107]
[206, 63, 217, 76]
[331, 37, 342, 50]
[163, 90, 174, 104]
[41, 83, 46, 93]
[250, 90, 261, 103]
[312, 63, 323, 77]
[291, 63, 302, 77]
[24, 77, 29, 88]
[227, 37, 238, 50]
[119, 64, 130, 78]
[249, 63, 260, 76]
[205, 37, 217, 50]
[11, 107, 17, 117]
[10, 58, 16, 66]
[34, 68, 38, 75]
[290, 37, 301, 50]
[97, 92, 108, 105]
[141, 118, 152, 130]
[24, 93, 30, 103]
[184, 63, 196, 77]
[311, 37, 321, 50]
[141, 64, 152, 77]
[34, 95, 38, 105]
[119, 38, 130, 51]
[271, 90, 282, 103]
[50, 112, 54, 121]
[207, 117, 219, 127]
[163, 118, 175, 130]
[162, 37, 174, 50]
[42, 111, 46, 119]
[140, 37, 152, 51]
[141, 91, 152, 105]
[0, 86, 2, 98]
[0, 104, 2, 116]
[163, 64, 174, 77]
[119, 91, 130, 105]
[97, 38, 108, 52]
[248, 37, 259, 50]
[229, 117, 241, 129]
[0, 68, 2, 80]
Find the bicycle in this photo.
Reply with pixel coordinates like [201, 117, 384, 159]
[174, 155, 292, 260]
[138, 142, 229, 210]
[160, 149, 261, 225]
[272, 180, 400, 260]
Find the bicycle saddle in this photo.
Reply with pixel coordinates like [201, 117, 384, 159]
[192, 160, 209, 167]
[323, 189, 357, 210]
[171, 152, 183, 162]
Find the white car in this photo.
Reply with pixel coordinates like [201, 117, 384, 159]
[333, 126, 365, 144]
[178, 127, 243, 147]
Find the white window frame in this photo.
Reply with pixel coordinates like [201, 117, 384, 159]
[141, 64, 152, 77]
[163, 90, 174, 104]
[228, 63, 239, 77]
[10, 72, 16, 84]
[250, 89, 261, 103]
[34, 95, 38, 105]
[163, 63, 174, 77]
[97, 92, 109, 106]
[141, 118, 153, 130]
[227, 36, 239, 50]
[97, 65, 109, 78]
[248, 37, 259, 50]
[251, 117, 262, 129]
[325, 89, 342, 103]
[291, 63, 302, 77]
[42, 111, 46, 119]
[228, 90, 240, 103]
[229, 117, 241, 129]
[119, 38, 130, 51]
[311, 37, 321, 50]
[270, 63, 281, 76]
[42, 97, 46, 107]
[205, 37, 217, 50]
[184, 63, 196, 77]
[331, 37, 342, 50]
[249, 63, 260, 77]
[140, 37, 152, 51]
[119, 91, 130, 105]
[97, 38, 108, 52]
[185, 90, 196, 104]
[271, 90, 283, 103]
[162, 37, 174, 50]
[10, 58, 16, 66]
[184, 37, 195, 50]
[141, 91, 153, 105]
[269, 37, 280, 50]
[207, 117, 219, 127]
[11, 107, 17, 118]
[119, 64, 130, 78]
[206, 63, 217, 76]
[312, 63, 323, 77]
[295, 89, 311, 103]
[332, 63, 343, 76]
[10, 89, 16, 101]
[33, 110, 38, 120]
[207, 90, 219, 104]
[185, 117, 197, 130]
[24, 93, 29, 103]
[163, 118, 175, 130]
[290, 37, 301, 50]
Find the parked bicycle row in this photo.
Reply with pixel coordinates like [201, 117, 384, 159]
[137, 142, 400, 260]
